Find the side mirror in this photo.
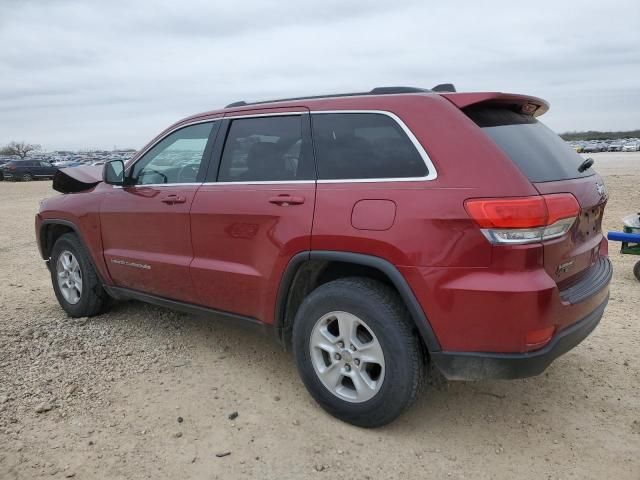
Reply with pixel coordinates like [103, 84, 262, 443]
[104, 159, 125, 186]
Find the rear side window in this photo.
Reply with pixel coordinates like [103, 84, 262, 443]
[312, 113, 427, 180]
[218, 115, 313, 182]
[466, 107, 594, 182]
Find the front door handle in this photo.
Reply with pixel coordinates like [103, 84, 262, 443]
[268, 194, 305, 206]
[161, 194, 186, 204]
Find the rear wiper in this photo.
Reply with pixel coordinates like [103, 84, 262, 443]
[578, 157, 594, 173]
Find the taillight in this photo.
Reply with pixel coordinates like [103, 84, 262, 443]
[7, 165, 16, 171]
[464, 194, 580, 245]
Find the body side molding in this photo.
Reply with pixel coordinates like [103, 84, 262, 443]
[104, 285, 274, 336]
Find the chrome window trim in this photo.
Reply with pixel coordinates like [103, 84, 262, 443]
[114, 182, 202, 189]
[202, 180, 315, 186]
[310, 110, 437, 183]
[120, 109, 437, 188]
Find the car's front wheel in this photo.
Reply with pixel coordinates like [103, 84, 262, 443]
[21, 173, 33, 181]
[50, 233, 108, 317]
[292, 277, 424, 427]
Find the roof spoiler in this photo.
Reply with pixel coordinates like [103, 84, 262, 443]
[439, 92, 550, 117]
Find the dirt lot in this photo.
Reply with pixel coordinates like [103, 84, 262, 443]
[0, 152, 638, 479]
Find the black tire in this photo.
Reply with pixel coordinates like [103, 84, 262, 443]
[22, 173, 33, 181]
[50, 233, 108, 317]
[634, 261, 640, 282]
[292, 277, 424, 427]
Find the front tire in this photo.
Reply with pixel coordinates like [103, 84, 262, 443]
[292, 277, 424, 427]
[21, 173, 33, 181]
[50, 233, 108, 317]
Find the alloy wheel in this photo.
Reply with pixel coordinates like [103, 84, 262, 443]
[309, 311, 385, 403]
[56, 250, 83, 304]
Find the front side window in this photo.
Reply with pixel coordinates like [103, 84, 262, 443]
[131, 122, 214, 185]
[217, 115, 312, 182]
[312, 113, 427, 180]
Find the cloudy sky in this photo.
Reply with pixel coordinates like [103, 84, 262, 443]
[1, 0, 639, 150]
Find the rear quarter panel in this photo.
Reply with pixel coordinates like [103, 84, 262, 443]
[309, 95, 539, 268]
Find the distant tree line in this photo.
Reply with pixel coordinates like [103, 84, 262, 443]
[560, 130, 640, 141]
[0, 141, 41, 159]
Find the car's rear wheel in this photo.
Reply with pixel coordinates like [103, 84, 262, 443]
[292, 277, 424, 427]
[634, 261, 640, 282]
[50, 233, 108, 317]
[21, 173, 33, 181]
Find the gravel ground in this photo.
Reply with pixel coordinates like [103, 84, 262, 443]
[0, 152, 639, 479]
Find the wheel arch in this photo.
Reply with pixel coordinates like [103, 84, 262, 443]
[39, 219, 109, 284]
[275, 251, 441, 353]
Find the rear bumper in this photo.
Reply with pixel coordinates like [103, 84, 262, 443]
[431, 295, 607, 380]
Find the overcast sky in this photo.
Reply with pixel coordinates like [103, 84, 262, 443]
[1, 0, 639, 150]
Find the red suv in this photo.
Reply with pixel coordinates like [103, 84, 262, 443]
[36, 86, 611, 427]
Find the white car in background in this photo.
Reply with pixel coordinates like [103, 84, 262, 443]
[622, 143, 639, 152]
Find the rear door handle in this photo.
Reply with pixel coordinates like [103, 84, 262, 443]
[268, 194, 305, 206]
[161, 194, 186, 204]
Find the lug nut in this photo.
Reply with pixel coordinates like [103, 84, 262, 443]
[350, 344, 356, 351]
[337, 341, 344, 348]
[344, 364, 351, 372]
[354, 359, 360, 366]
[334, 353, 342, 360]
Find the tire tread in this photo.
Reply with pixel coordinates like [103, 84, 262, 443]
[293, 276, 425, 427]
[50, 233, 108, 317]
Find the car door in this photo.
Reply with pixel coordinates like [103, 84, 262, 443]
[100, 120, 219, 303]
[189, 110, 316, 323]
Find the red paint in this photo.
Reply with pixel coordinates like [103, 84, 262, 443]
[189, 182, 315, 322]
[351, 200, 396, 231]
[100, 184, 201, 303]
[36, 90, 610, 356]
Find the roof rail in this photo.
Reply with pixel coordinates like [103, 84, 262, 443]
[370, 86, 430, 94]
[223, 86, 435, 109]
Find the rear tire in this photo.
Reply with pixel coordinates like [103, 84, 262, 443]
[22, 173, 33, 181]
[634, 261, 640, 282]
[292, 277, 424, 427]
[50, 233, 109, 317]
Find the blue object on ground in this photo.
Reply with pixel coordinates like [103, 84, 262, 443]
[607, 231, 640, 242]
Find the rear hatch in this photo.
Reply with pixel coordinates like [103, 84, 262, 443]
[461, 100, 608, 288]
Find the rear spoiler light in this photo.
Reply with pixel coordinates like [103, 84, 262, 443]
[440, 92, 550, 117]
[464, 194, 580, 245]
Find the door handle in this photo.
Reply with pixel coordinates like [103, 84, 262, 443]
[268, 194, 305, 206]
[161, 194, 186, 204]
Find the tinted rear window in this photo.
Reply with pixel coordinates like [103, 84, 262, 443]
[466, 107, 594, 182]
[218, 115, 313, 182]
[312, 113, 427, 180]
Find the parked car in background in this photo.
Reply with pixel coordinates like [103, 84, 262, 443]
[622, 143, 639, 152]
[2, 160, 58, 181]
[0, 159, 12, 181]
[608, 143, 623, 152]
[581, 143, 600, 153]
